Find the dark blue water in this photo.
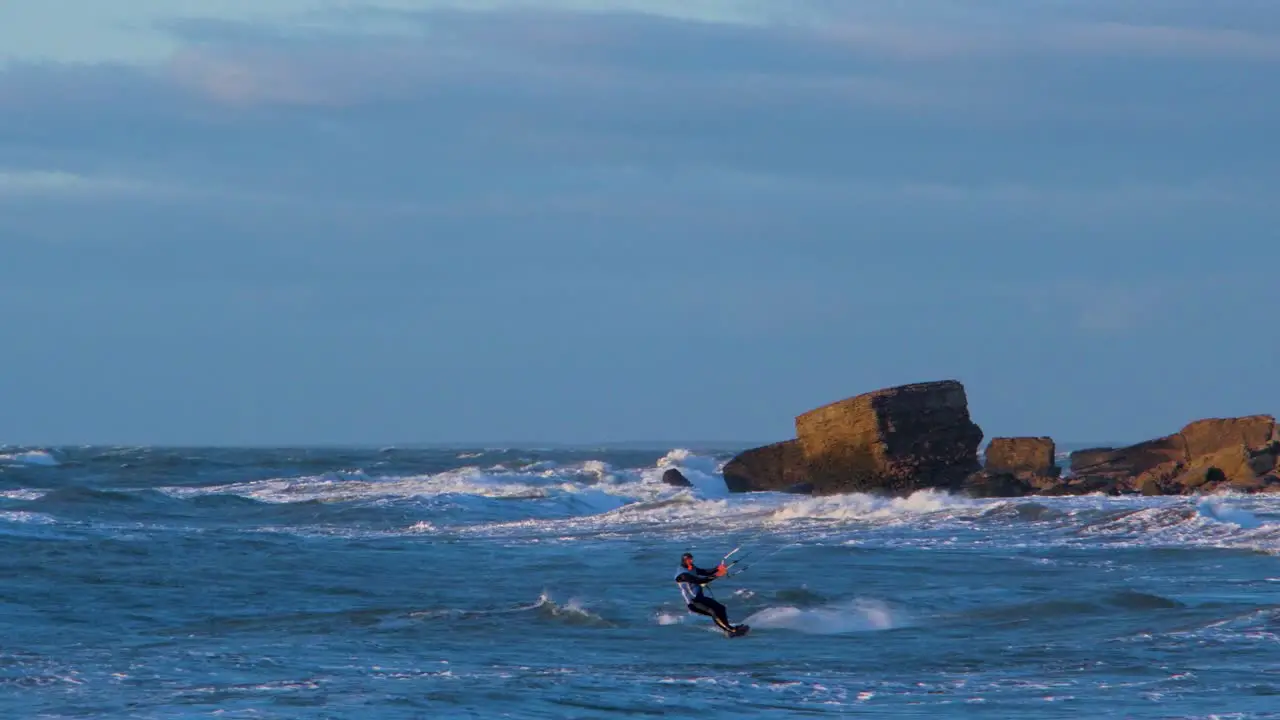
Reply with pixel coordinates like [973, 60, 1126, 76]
[3, 446, 1279, 718]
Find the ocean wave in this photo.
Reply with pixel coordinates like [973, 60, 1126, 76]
[0, 450, 58, 467]
[1071, 496, 1280, 554]
[150, 451, 1280, 557]
[955, 590, 1186, 626]
[532, 592, 614, 627]
[742, 598, 904, 635]
[147, 451, 726, 532]
[654, 611, 686, 626]
[0, 489, 48, 501]
[0, 510, 57, 526]
[451, 487, 992, 542]
[12, 446, 1279, 557]
[766, 489, 981, 524]
[405, 593, 613, 628]
[160, 460, 628, 505]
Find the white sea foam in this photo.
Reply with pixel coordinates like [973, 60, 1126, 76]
[1066, 494, 1280, 554]
[163, 465, 635, 508]
[533, 592, 610, 626]
[743, 598, 902, 634]
[658, 448, 717, 472]
[0, 450, 58, 466]
[145, 449, 1280, 554]
[647, 448, 730, 498]
[1195, 497, 1265, 529]
[160, 453, 724, 513]
[0, 510, 57, 525]
[0, 489, 48, 501]
[766, 489, 981, 524]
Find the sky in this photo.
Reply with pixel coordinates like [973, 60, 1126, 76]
[1, 1, 1277, 447]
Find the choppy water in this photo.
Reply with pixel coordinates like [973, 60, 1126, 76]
[2, 445, 1279, 718]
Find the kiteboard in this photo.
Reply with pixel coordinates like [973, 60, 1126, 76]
[726, 624, 751, 638]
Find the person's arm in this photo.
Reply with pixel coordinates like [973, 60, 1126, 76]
[675, 571, 715, 586]
[696, 564, 727, 578]
[677, 564, 727, 585]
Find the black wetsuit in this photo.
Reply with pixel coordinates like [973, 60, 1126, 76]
[675, 564, 736, 632]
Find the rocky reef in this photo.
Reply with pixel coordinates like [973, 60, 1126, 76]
[1057, 416, 1279, 496]
[722, 380, 1279, 498]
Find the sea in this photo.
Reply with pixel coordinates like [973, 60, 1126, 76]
[2, 445, 1278, 719]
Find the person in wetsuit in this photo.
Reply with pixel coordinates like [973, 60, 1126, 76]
[675, 552, 741, 634]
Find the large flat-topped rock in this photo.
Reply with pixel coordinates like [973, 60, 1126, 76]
[723, 380, 984, 496]
[797, 380, 983, 494]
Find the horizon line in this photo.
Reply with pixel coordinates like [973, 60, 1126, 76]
[3, 439, 1130, 451]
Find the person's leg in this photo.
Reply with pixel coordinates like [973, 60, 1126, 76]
[687, 602, 714, 619]
[696, 599, 735, 632]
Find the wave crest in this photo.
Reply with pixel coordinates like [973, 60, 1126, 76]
[766, 489, 980, 524]
[743, 598, 903, 634]
[0, 450, 58, 467]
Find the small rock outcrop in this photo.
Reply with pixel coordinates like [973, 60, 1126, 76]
[723, 380, 985, 496]
[984, 437, 1059, 479]
[661, 468, 693, 488]
[961, 471, 1033, 498]
[967, 437, 1063, 495]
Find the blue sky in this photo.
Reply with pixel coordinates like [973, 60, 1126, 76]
[1, 1, 1277, 446]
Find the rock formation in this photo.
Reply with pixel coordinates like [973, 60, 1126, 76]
[720, 440, 807, 493]
[961, 437, 1062, 497]
[1060, 415, 1279, 495]
[984, 437, 1059, 478]
[720, 379, 1277, 498]
[723, 380, 984, 496]
[661, 468, 693, 488]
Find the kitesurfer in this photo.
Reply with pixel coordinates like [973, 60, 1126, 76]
[675, 552, 743, 635]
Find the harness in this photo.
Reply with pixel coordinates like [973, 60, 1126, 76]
[675, 565, 714, 603]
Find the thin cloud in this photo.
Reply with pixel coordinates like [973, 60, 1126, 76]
[6, 7, 1276, 117]
[1073, 284, 1168, 333]
[0, 169, 166, 198]
[0, 3, 1274, 219]
[142, 9, 1280, 122]
[4, 0, 1278, 69]
[1051, 22, 1280, 60]
[156, 11, 905, 110]
[812, 20, 1280, 62]
[1000, 279, 1173, 335]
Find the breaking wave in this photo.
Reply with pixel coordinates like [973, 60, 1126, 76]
[767, 489, 981, 524]
[1071, 496, 1280, 553]
[0, 450, 58, 466]
[404, 593, 611, 628]
[3, 446, 1279, 555]
[532, 593, 613, 627]
[743, 598, 903, 634]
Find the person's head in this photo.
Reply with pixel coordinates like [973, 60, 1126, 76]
[681, 552, 693, 569]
